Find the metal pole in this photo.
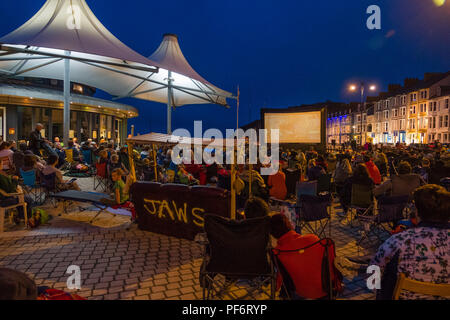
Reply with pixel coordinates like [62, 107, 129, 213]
[63, 51, 71, 146]
[360, 82, 364, 146]
[152, 143, 158, 182]
[131, 125, 135, 137]
[236, 86, 240, 130]
[128, 142, 136, 183]
[167, 70, 173, 134]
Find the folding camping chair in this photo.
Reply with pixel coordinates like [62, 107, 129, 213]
[0, 189, 28, 232]
[296, 194, 332, 238]
[356, 195, 408, 246]
[317, 173, 332, 195]
[20, 169, 44, 205]
[199, 214, 276, 300]
[348, 184, 374, 227]
[93, 162, 110, 193]
[296, 180, 318, 200]
[273, 238, 342, 300]
[40, 172, 61, 208]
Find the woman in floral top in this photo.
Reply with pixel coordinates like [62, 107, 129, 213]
[371, 184, 449, 299]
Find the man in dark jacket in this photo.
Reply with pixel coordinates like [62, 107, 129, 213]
[29, 124, 56, 157]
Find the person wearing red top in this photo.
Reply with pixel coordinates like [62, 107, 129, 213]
[270, 214, 341, 299]
[364, 155, 382, 185]
[268, 165, 287, 200]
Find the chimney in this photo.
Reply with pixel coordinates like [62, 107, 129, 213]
[388, 84, 402, 93]
[404, 78, 419, 88]
[423, 72, 442, 82]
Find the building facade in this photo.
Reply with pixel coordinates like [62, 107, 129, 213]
[0, 77, 138, 145]
[362, 72, 450, 145]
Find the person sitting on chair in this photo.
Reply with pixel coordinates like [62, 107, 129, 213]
[0, 171, 33, 223]
[100, 168, 128, 206]
[42, 155, 80, 191]
[243, 196, 270, 219]
[270, 213, 340, 299]
[371, 184, 450, 300]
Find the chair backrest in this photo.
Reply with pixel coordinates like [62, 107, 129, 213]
[317, 173, 332, 194]
[65, 149, 74, 163]
[296, 181, 317, 206]
[350, 184, 373, 208]
[0, 156, 11, 170]
[393, 273, 450, 300]
[377, 195, 409, 223]
[204, 214, 271, 277]
[20, 168, 36, 187]
[95, 162, 107, 178]
[273, 238, 342, 299]
[40, 172, 57, 191]
[297, 194, 331, 222]
[81, 149, 92, 165]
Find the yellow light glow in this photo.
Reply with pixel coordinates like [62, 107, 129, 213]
[433, 0, 445, 6]
[370, 85, 376, 91]
[349, 85, 356, 91]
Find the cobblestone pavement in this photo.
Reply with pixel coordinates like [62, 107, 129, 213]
[0, 177, 383, 300]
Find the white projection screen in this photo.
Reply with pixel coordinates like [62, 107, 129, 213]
[264, 111, 322, 143]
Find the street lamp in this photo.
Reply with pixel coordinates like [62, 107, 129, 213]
[348, 82, 376, 146]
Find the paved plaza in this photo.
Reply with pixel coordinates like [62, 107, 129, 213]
[0, 177, 380, 300]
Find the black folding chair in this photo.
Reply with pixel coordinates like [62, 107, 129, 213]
[357, 195, 409, 246]
[199, 214, 276, 300]
[296, 194, 332, 238]
[349, 184, 374, 227]
[40, 172, 61, 208]
[317, 173, 332, 195]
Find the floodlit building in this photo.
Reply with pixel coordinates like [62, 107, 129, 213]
[0, 77, 136, 144]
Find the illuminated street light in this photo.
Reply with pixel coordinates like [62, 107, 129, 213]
[348, 81, 377, 146]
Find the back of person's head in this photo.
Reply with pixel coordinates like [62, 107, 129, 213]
[363, 155, 371, 163]
[244, 197, 270, 219]
[19, 143, 27, 152]
[0, 268, 37, 300]
[270, 214, 293, 239]
[398, 161, 412, 174]
[47, 154, 58, 166]
[99, 150, 108, 158]
[353, 163, 370, 180]
[0, 141, 9, 150]
[68, 140, 74, 148]
[23, 154, 36, 167]
[413, 184, 450, 224]
[111, 154, 119, 163]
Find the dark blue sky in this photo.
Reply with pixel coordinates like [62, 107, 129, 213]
[0, 0, 449, 135]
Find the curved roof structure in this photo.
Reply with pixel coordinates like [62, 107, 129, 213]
[0, 0, 234, 108]
[123, 34, 232, 107]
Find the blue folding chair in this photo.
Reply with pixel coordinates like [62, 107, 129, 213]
[20, 169, 44, 205]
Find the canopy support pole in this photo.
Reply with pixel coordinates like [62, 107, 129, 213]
[128, 143, 136, 183]
[230, 149, 236, 220]
[63, 51, 71, 146]
[167, 70, 173, 134]
[152, 143, 158, 182]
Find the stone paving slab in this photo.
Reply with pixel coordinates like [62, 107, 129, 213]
[0, 178, 386, 300]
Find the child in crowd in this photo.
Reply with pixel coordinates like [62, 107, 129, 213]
[100, 168, 129, 206]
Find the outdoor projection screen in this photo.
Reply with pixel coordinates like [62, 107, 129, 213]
[264, 111, 322, 143]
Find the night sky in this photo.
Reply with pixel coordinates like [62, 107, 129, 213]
[0, 0, 449, 135]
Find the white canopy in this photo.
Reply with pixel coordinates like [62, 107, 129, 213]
[0, 0, 235, 135]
